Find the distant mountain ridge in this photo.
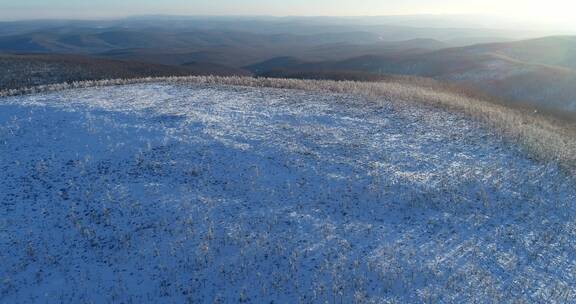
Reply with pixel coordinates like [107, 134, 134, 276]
[249, 36, 576, 112]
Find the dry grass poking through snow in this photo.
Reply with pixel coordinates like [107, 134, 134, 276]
[2, 83, 576, 303]
[1, 75, 575, 173]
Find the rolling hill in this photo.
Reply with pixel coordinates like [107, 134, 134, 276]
[0, 29, 386, 54]
[453, 36, 576, 69]
[0, 28, 449, 68]
[251, 36, 576, 112]
[0, 15, 552, 42]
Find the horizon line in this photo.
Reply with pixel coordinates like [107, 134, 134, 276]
[0, 12, 509, 22]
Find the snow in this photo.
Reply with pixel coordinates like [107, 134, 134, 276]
[1, 83, 576, 303]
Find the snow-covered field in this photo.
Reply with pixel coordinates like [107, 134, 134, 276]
[1, 83, 576, 303]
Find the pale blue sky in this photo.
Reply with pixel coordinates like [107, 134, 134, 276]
[1, 0, 574, 25]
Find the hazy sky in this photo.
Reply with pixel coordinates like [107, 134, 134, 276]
[1, 0, 575, 26]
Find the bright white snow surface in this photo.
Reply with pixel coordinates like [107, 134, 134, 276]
[1, 83, 576, 303]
